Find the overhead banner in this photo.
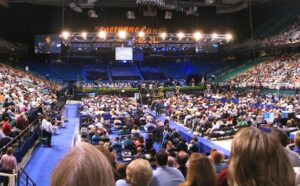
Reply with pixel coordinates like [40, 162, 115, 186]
[95, 26, 166, 34]
[216, 2, 248, 14]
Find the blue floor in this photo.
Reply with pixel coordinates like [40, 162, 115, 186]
[24, 104, 80, 186]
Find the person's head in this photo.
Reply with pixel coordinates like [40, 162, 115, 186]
[294, 132, 300, 148]
[156, 149, 168, 166]
[270, 128, 290, 147]
[176, 151, 188, 166]
[229, 127, 295, 186]
[51, 142, 114, 186]
[126, 159, 153, 186]
[4, 117, 9, 122]
[96, 143, 115, 166]
[6, 147, 14, 156]
[167, 156, 175, 167]
[116, 163, 127, 180]
[185, 153, 216, 186]
[192, 137, 198, 143]
[210, 151, 224, 164]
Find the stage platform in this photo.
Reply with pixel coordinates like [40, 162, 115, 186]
[149, 111, 231, 158]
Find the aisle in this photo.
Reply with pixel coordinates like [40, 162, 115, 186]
[23, 103, 80, 186]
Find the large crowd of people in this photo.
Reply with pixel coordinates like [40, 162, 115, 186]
[52, 126, 300, 186]
[226, 54, 300, 89]
[0, 64, 66, 184]
[47, 90, 300, 185]
[258, 18, 300, 47]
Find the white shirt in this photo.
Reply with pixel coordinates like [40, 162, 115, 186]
[41, 119, 53, 133]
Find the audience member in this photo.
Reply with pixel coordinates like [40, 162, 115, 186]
[51, 142, 115, 186]
[271, 128, 300, 167]
[176, 151, 189, 178]
[116, 159, 153, 186]
[228, 127, 295, 186]
[150, 149, 184, 186]
[180, 153, 216, 186]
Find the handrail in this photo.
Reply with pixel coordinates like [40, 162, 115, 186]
[0, 119, 39, 155]
[18, 168, 36, 186]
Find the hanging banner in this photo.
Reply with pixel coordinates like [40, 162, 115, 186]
[95, 26, 166, 34]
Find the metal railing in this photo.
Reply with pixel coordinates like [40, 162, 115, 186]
[17, 168, 36, 186]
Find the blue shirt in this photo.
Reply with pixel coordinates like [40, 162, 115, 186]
[294, 147, 300, 155]
[150, 166, 184, 186]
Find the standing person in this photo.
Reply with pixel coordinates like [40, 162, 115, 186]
[150, 150, 184, 186]
[0, 147, 17, 186]
[41, 115, 53, 147]
[179, 153, 216, 186]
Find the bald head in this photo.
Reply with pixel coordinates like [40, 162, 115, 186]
[176, 151, 189, 166]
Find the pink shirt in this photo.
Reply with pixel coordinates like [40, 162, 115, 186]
[0, 154, 17, 170]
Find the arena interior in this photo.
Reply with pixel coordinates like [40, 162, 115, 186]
[0, 0, 300, 185]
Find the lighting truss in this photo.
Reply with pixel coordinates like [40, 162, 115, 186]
[61, 32, 232, 44]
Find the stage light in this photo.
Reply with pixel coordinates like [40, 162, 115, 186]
[81, 32, 87, 39]
[98, 31, 107, 39]
[177, 32, 185, 40]
[160, 32, 167, 40]
[138, 31, 145, 38]
[226, 33, 232, 41]
[61, 31, 70, 40]
[118, 31, 127, 39]
[212, 33, 218, 39]
[193, 32, 202, 41]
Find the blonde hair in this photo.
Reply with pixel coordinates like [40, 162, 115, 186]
[181, 153, 216, 186]
[51, 142, 115, 186]
[126, 159, 153, 186]
[228, 127, 295, 186]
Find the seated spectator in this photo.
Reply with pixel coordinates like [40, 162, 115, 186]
[51, 142, 115, 186]
[147, 148, 157, 169]
[131, 125, 141, 137]
[2, 118, 12, 137]
[134, 147, 146, 159]
[123, 135, 134, 150]
[176, 151, 189, 178]
[188, 137, 199, 153]
[91, 132, 101, 145]
[167, 156, 176, 167]
[228, 127, 295, 186]
[116, 159, 153, 186]
[150, 149, 184, 186]
[176, 138, 188, 152]
[16, 113, 28, 130]
[179, 153, 216, 186]
[0, 123, 7, 140]
[293, 132, 300, 155]
[271, 128, 300, 167]
[210, 150, 228, 175]
[41, 115, 54, 147]
[115, 163, 127, 181]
